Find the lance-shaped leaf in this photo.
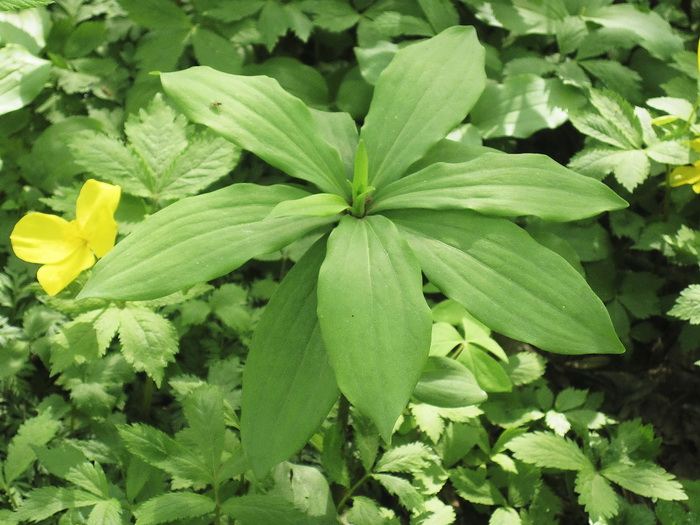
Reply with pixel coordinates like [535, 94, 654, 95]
[161, 67, 348, 197]
[360, 25, 486, 188]
[242, 238, 339, 477]
[388, 210, 625, 355]
[317, 215, 432, 441]
[78, 184, 335, 301]
[371, 152, 628, 221]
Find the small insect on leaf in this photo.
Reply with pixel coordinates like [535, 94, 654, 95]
[210, 101, 223, 113]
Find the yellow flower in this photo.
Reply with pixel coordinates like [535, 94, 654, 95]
[10, 179, 121, 296]
[669, 163, 700, 194]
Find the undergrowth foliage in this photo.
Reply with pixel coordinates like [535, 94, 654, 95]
[0, 0, 699, 524]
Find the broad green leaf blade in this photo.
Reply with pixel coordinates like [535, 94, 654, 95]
[0, 43, 50, 115]
[469, 75, 585, 139]
[507, 431, 591, 471]
[242, 238, 340, 477]
[317, 215, 432, 441]
[78, 184, 335, 301]
[267, 193, 349, 219]
[134, 493, 215, 525]
[221, 495, 309, 525]
[388, 210, 625, 355]
[413, 356, 487, 407]
[161, 67, 348, 197]
[360, 26, 485, 188]
[575, 467, 619, 521]
[371, 152, 628, 221]
[601, 461, 687, 501]
[457, 347, 512, 393]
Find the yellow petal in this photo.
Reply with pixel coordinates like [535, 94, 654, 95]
[693, 181, 700, 194]
[689, 138, 700, 153]
[697, 38, 699, 73]
[75, 179, 121, 258]
[36, 246, 95, 296]
[10, 212, 82, 264]
[669, 165, 700, 187]
[651, 115, 679, 126]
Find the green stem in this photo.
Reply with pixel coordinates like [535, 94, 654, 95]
[139, 376, 155, 420]
[336, 472, 371, 513]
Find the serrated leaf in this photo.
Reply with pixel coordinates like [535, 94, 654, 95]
[412, 497, 456, 525]
[575, 467, 619, 520]
[134, 493, 215, 525]
[4, 410, 61, 484]
[0, 0, 52, 8]
[118, 423, 211, 485]
[87, 499, 122, 525]
[12, 487, 74, 522]
[51, 321, 100, 372]
[117, 307, 178, 387]
[118, 0, 191, 30]
[545, 410, 571, 436]
[375, 443, 432, 473]
[361, 25, 485, 187]
[501, 352, 546, 386]
[182, 385, 225, 479]
[508, 431, 591, 471]
[489, 507, 521, 525]
[669, 285, 700, 324]
[619, 271, 662, 320]
[646, 140, 696, 165]
[602, 461, 687, 500]
[65, 462, 110, 499]
[317, 215, 432, 441]
[449, 467, 499, 505]
[411, 403, 446, 443]
[346, 496, 399, 525]
[302, 0, 359, 32]
[373, 473, 425, 511]
[220, 495, 309, 525]
[555, 388, 588, 412]
[612, 149, 650, 192]
[579, 59, 642, 102]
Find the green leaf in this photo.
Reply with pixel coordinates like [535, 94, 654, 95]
[0, 0, 52, 9]
[0, 44, 50, 115]
[646, 140, 697, 165]
[269, 463, 337, 522]
[372, 473, 425, 511]
[51, 321, 100, 372]
[302, 0, 359, 33]
[375, 442, 432, 473]
[371, 151, 628, 221]
[575, 467, 619, 520]
[489, 507, 521, 525]
[220, 495, 309, 525]
[134, 493, 215, 525]
[317, 215, 432, 441]
[461, 0, 568, 34]
[243, 57, 328, 108]
[161, 67, 348, 197]
[116, 307, 178, 387]
[413, 356, 487, 407]
[602, 461, 687, 501]
[79, 184, 334, 301]
[182, 385, 225, 479]
[579, 59, 642, 102]
[191, 28, 243, 74]
[584, 4, 683, 61]
[267, 193, 349, 219]
[118, 424, 211, 485]
[65, 462, 110, 499]
[87, 499, 122, 525]
[118, 0, 191, 30]
[507, 431, 591, 471]
[4, 410, 60, 484]
[554, 388, 588, 412]
[669, 285, 700, 325]
[457, 346, 512, 393]
[242, 239, 340, 476]
[417, 0, 459, 32]
[361, 26, 485, 188]
[12, 487, 74, 522]
[449, 467, 499, 505]
[389, 210, 625, 355]
[470, 75, 585, 139]
[568, 147, 647, 187]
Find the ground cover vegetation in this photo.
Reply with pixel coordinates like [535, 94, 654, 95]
[0, 0, 699, 523]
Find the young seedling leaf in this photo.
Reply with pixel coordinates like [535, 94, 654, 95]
[242, 238, 339, 477]
[361, 25, 485, 188]
[266, 193, 349, 219]
[317, 215, 432, 441]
